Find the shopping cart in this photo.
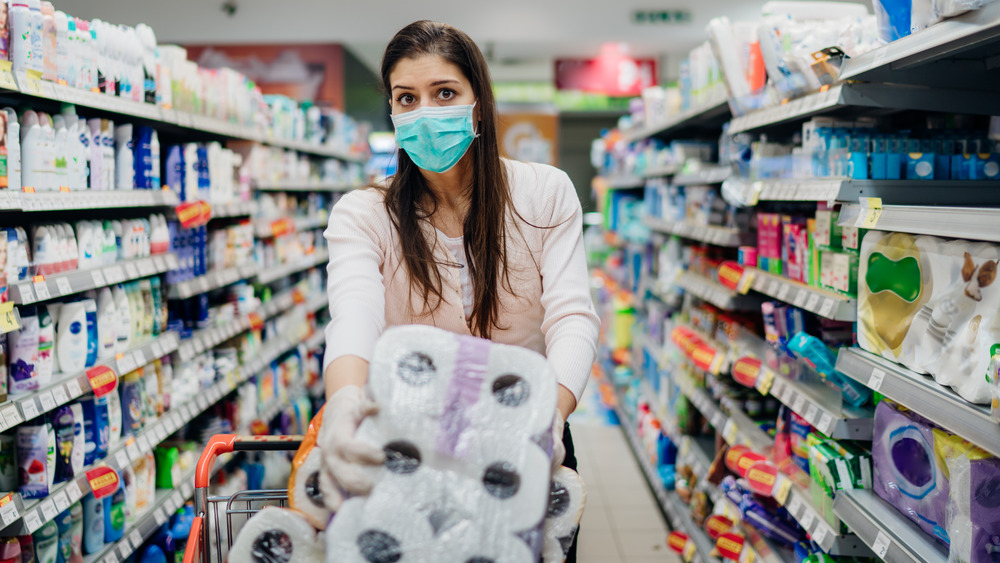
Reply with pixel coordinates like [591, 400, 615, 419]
[182, 434, 304, 563]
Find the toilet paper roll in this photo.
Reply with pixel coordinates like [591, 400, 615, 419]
[229, 506, 322, 563]
[434, 520, 535, 563]
[545, 467, 587, 546]
[367, 326, 458, 420]
[288, 447, 333, 530]
[470, 341, 558, 439]
[354, 422, 449, 513]
[326, 496, 437, 563]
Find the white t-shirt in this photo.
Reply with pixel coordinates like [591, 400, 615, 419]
[438, 230, 474, 318]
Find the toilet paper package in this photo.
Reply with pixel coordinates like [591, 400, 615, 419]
[858, 231, 1000, 404]
[230, 506, 323, 563]
[288, 447, 331, 530]
[543, 467, 587, 563]
[325, 326, 560, 562]
[945, 445, 1000, 563]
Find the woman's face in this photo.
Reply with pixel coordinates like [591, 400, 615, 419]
[389, 54, 477, 117]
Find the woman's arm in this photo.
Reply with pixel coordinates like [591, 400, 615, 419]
[322, 191, 388, 399]
[537, 170, 602, 417]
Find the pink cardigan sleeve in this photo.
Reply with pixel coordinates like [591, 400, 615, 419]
[322, 190, 387, 371]
[537, 170, 601, 402]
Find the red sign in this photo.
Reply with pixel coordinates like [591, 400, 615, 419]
[716, 533, 745, 561]
[86, 366, 118, 397]
[735, 451, 768, 478]
[746, 461, 780, 496]
[555, 45, 657, 97]
[86, 466, 120, 499]
[732, 357, 763, 389]
[271, 219, 294, 238]
[248, 312, 264, 331]
[175, 201, 212, 229]
[725, 445, 751, 474]
[667, 531, 690, 553]
[717, 262, 745, 291]
[705, 515, 734, 540]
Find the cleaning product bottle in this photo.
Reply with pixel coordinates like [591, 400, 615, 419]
[5, 108, 22, 194]
[95, 287, 116, 360]
[19, 110, 41, 191]
[111, 284, 131, 353]
[102, 480, 125, 543]
[81, 296, 97, 368]
[8, 306, 39, 395]
[114, 123, 133, 190]
[10, 1, 32, 74]
[35, 305, 53, 385]
[81, 493, 104, 555]
[55, 301, 87, 374]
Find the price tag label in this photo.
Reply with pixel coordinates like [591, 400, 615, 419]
[799, 510, 815, 531]
[138, 435, 151, 453]
[102, 551, 120, 563]
[66, 480, 83, 501]
[91, 269, 107, 287]
[40, 500, 58, 521]
[819, 413, 835, 435]
[56, 277, 73, 296]
[155, 507, 168, 525]
[127, 442, 140, 461]
[118, 544, 132, 560]
[711, 412, 725, 431]
[0, 302, 20, 332]
[33, 279, 51, 301]
[869, 368, 886, 392]
[787, 494, 804, 516]
[812, 524, 829, 547]
[133, 349, 147, 368]
[682, 541, 697, 563]
[723, 419, 739, 444]
[757, 369, 776, 395]
[793, 289, 808, 307]
[66, 379, 83, 397]
[129, 529, 143, 550]
[52, 386, 69, 405]
[151, 254, 166, 272]
[0, 499, 19, 526]
[124, 262, 139, 280]
[171, 491, 183, 509]
[20, 399, 40, 421]
[52, 490, 70, 512]
[117, 355, 135, 374]
[17, 283, 35, 303]
[793, 393, 807, 414]
[24, 510, 42, 532]
[776, 283, 791, 302]
[151, 340, 165, 359]
[805, 293, 820, 312]
[116, 450, 131, 468]
[819, 298, 837, 318]
[872, 531, 891, 558]
[773, 475, 792, 504]
[805, 403, 819, 424]
[2, 405, 23, 427]
[38, 391, 57, 412]
[170, 412, 183, 429]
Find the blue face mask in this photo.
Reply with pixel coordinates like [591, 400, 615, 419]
[391, 103, 477, 173]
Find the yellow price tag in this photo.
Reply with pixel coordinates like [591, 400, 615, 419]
[773, 475, 793, 505]
[0, 302, 20, 333]
[756, 369, 776, 395]
[0, 60, 16, 90]
[860, 197, 883, 228]
[21, 69, 45, 96]
[737, 270, 756, 295]
[740, 547, 757, 563]
[682, 541, 697, 563]
[747, 181, 763, 206]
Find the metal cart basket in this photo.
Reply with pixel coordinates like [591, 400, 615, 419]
[182, 434, 304, 563]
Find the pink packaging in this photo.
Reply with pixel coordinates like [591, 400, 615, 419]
[757, 213, 782, 259]
[783, 222, 809, 283]
[738, 246, 758, 267]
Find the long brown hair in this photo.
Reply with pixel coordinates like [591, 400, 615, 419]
[381, 20, 512, 338]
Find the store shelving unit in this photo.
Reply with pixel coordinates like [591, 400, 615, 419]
[8, 254, 180, 305]
[255, 250, 330, 285]
[0, 190, 181, 212]
[643, 216, 754, 247]
[730, 178, 1000, 205]
[671, 166, 731, 186]
[835, 348, 1000, 458]
[252, 215, 327, 239]
[837, 203, 1000, 242]
[167, 263, 260, 300]
[676, 271, 762, 311]
[621, 89, 731, 144]
[605, 176, 646, 190]
[209, 200, 257, 219]
[252, 180, 361, 192]
[641, 164, 681, 178]
[832, 490, 948, 563]
[746, 268, 856, 321]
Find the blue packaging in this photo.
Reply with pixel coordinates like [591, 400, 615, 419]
[119, 372, 144, 437]
[164, 145, 185, 201]
[870, 137, 888, 180]
[133, 127, 161, 190]
[935, 139, 952, 180]
[103, 481, 126, 543]
[84, 299, 98, 368]
[886, 137, 903, 180]
[79, 395, 110, 466]
[982, 152, 1000, 179]
[82, 492, 105, 555]
[906, 152, 934, 180]
[196, 144, 210, 200]
[848, 138, 868, 179]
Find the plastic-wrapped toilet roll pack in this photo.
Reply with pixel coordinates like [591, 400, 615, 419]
[327, 325, 564, 562]
[228, 506, 323, 562]
[543, 467, 588, 563]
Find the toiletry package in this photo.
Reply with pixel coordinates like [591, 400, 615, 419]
[17, 424, 53, 499]
[945, 445, 1000, 563]
[858, 231, 1000, 404]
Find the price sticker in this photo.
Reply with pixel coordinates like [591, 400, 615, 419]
[0, 405, 21, 431]
[133, 349, 147, 368]
[872, 531, 891, 558]
[805, 403, 819, 424]
[38, 391, 57, 412]
[56, 277, 73, 296]
[137, 435, 151, 453]
[124, 262, 139, 280]
[171, 491, 183, 509]
[869, 368, 886, 392]
[819, 413, 835, 435]
[793, 289, 808, 307]
[197, 395, 209, 411]
[773, 476, 793, 504]
[117, 355, 135, 374]
[52, 386, 69, 405]
[799, 510, 815, 531]
[682, 541, 697, 563]
[155, 507, 168, 525]
[756, 369, 776, 395]
[118, 545, 132, 560]
[819, 298, 837, 318]
[171, 412, 183, 429]
[17, 283, 35, 303]
[793, 393, 807, 414]
[711, 412, 726, 431]
[24, 510, 42, 533]
[91, 269, 107, 287]
[804, 293, 821, 312]
[129, 529, 143, 550]
[787, 494, 804, 516]
[52, 490, 70, 512]
[0, 499, 20, 526]
[33, 279, 51, 301]
[776, 282, 791, 302]
[116, 450, 131, 468]
[40, 500, 58, 521]
[723, 419, 739, 444]
[20, 399, 40, 421]
[861, 198, 883, 228]
[812, 525, 829, 547]
[102, 551, 120, 563]
[0, 302, 20, 332]
[739, 547, 756, 563]
[151, 340, 165, 359]
[66, 480, 83, 501]
[66, 379, 83, 397]
[127, 442, 141, 461]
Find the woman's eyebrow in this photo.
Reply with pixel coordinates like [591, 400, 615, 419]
[391, 79, 460, 91]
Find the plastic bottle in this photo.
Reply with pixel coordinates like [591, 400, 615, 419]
[81, 493, 104, 555]
[56, 300, 87, 374]
[105, 390, 122, 448]
[36, 305, 53, 384]
[112, 284, 131, 352]
[19, 110, 41, 191]
[38, 112, 55, 191]
[52, 114, 68, 190]
[5, 108, 21, 193]
[54, 10, 69, 85]
[10, 1, 32, 73]
[102, 221, 117, 265]
[164, 144, 183, 199]
[114, 123, 133, 190]
[102, 482, 125, 543]
[86, 118, 102, 189]
[8, 305, 38, 395]
[95, 287, 117, 360]
[102, 119, 114, 190]
[74, 220, 92, 271]
[31, 223, 54, 275]
[40, 1, 55, 81]
[33, 520, 58, 563]
[136, 24, 157, 104]
[76, 117, 90, 189]
[27, 0, 41, 74]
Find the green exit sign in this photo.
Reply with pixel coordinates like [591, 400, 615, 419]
[632, 10, 692, 24]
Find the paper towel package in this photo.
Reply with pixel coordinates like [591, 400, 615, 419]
[858, 231, 1000, 404]
[229, 506, 323, 562]
[324, 325, 561, 562]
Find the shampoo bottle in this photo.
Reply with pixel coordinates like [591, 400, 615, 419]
[86, 119, 102, 190]
[105, 390, 122, 449]
[102, 481, 125, 543]
[52, 114, 68, 190]
[8, 305, 39, 394]
[95, 287, 116, 359]
[5, 108, 21, 194]
[82, 296, 97, 368]
[35, 305, 53, 384]
[19, 110, 41, 191]
[114, 123, 133, 190]
[81, 493, 104, 555]
[111, 284, 131, 353]
[56, 300, 87, 374]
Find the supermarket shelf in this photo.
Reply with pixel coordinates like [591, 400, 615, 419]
[641, 164, 681, 178]
[838, 0, 1000, 92]
[6, 331, 180, 429]
[675, 374, 729, 434]
[833, 490, 947, 563]
[252, 180, 362, 192]
[671, 166, 731, 186]
[176, 317, 251, 362]
[766, 367, 874, 440]
[747, 268, 856, 322]
[605, 176, 645, 190]
[643, 216, 754, 247]
[167, 263, 259, 300]
[0, 190, 180, 212]
[611, 395, 719, 563]
[676, 271, 762, 311]
[3, 73, 364, 162]
[736, 177, 1000, 205]
[835, 347, 1000, 458]
[209, 200, 257, 219]
[252, 215, 327, 238]
[838, 203, 1000, 242]
[621, 90, 731, 144]
[729, 82, 1000, 134]
[8, 254, 180, 305]
[255, 250, 329, 285]
[716, 497, 794, 563]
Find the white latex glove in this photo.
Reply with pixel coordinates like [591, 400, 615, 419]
[317, 385, 385, 511]
[551, 411, 566, 472]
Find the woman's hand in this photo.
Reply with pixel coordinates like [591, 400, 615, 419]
[317, 385, 385, 511]
[551, 384, 577, 471]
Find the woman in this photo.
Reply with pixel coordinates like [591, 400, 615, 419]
[319, 20, 599, 560]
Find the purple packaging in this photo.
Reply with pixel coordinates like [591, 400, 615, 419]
[946, 454, 1000, 563]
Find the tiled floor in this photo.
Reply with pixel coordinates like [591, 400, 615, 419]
[568, 414, 681, 563]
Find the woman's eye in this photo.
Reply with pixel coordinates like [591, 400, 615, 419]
[438, 89, 455, 100]
[398, 94, 415, 105]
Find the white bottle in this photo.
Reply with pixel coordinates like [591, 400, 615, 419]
[102, 221, 117, 266]
[36, 304, 54, 384]
[27, 0, 42, 74]
[112, 284, 131, 353]
[40, 1, 55, 81]
[37, 112, 55, 191]
[10, 1, 32, 74]
[105, 389, 122, 448]
[136, 24, 157, 103]
[74, 221, 92, 270]
[5, 108, 21, 193]
[31, 224, 53, 275]
[102, 119, 115, 190]
[56, 301, 88, 374]
[54, 10, 69, 85]
[95, 287, 117, 360]
[86, 118, 102, 190]
[52, 114, 68, 190]
[19, 110, 41, 191]
[114, 123, 133, 190]
[183, 143, 198, 196]
[75, 117, 89, 189]
[63, 222, 78, 272]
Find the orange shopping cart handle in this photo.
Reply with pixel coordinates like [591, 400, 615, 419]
[182, 516, 204, 563]
[195, 435, 304, 488]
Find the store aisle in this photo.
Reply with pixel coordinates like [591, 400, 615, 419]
[569, 391, 680, 563]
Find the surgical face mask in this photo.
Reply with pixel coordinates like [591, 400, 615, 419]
[391, 103, 477, 173]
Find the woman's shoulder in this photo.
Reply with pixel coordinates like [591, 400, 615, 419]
[331, 185, 392, 234]
[504, 159, 578, 219]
